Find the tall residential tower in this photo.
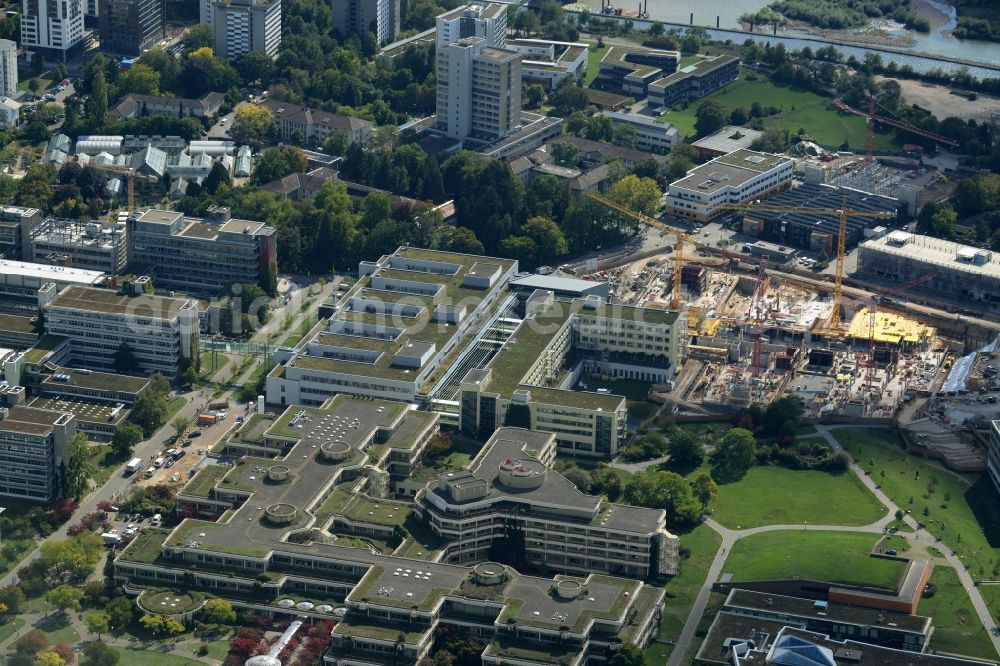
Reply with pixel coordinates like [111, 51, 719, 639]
[99, 0, 165, 55]
[20, 0, 85, 59]
[332, 0, 399, 45]
[212, 0, 281, 60]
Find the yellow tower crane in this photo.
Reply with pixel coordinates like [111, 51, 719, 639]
[82, 162, 159, 214]
[588, 193, 894, 328]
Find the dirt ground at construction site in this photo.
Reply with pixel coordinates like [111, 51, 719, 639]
[877, 76, 1000, 122]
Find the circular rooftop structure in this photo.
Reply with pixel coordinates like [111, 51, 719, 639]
[319, 440, 351, 462]
[264, 503, 297, 525]
[497, 458, 546, 490]
[267, 464, 291, 482]
[555, 579, 583, 600]
[473, 562, 507, 586]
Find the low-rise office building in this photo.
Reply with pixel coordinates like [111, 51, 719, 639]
[30, 218, 129, 274]
[416, 427, 679, 577]
[0, 206, 43, 260]
[0, 405, 76, 501]
[600, 110, 679, 154]
[128, 206, 277, 295]
[115, 397, 666, 666]
[664, 149, 794, 223]
[261, 99, 374, 147]
[0, 260, 105, 315]
[691, 125, 763, 160]
[459, 290, 685, 457]
[858, 231, 1000, 305]
[507, 38, 588, 90]
[648, 54, 740, 109]
[41, 285, 198, 378]
[599, 46, 679, 98]
[267, 247, 518, 405]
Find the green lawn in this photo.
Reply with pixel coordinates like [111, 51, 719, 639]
[726, 530, 905, 589]
[0, 617, 24, 644]
[188, 639, 231, 661]
[162, 396, 187, 422]
[90, 445, 123, 487]
[583, 43, 609, 86]
[645, 523, 721, 663]
[113, 647, 206, 666]
[283, 315, 318, 347]
[36, 613, 80, 644]
[920, 567, 998, 660]
[18, 75, 52, 93]
[659, 68, 899, 152]
[833, 427, 1000, 618]
[709, 466, 885, 529]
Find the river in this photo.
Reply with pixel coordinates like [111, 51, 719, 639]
[580, 0, 1000, 75]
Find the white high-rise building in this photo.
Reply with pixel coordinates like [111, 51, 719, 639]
[20, 0, 85, 60]
[0, 40, 17, 97]
[436, 35, 521, 142]
[212, 0, 281, 60]
[200, 0, 214, 26]
[332, 0, 399, 45]
[435, 2, 506, 50]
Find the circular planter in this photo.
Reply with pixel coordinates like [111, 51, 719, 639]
[319, 440, 351, 462]
[555, 579, 582, 600]
[473, 562, 506, 586]
[264, 503, 297, 525]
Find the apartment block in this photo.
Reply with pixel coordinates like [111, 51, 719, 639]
[128, 207, 277, 295]
[598, 46, 679, 98]
[111, 92, 225, 119]
[267, 247, 518, 405]
[115, 397, 666, 666]
[0, 40, 17, 97]
[41, 285, 198, 378]
[600, 110, 679, 154]
[30, 218, 128, 274]
[858, 231, 1000, 305]
[460, 290, 685, 457]
[664, 149, 794, 222]
[435, 2, 506, 50]
[0, 206, 43, 260]
[212, 0, 281, 60]
[0, 406, 76, 501]
[648, 54, 740, 109]
[417, 427, 679, 577]
[332, 0, 399, 45]
[436, 36, 522, 142]
[98, 0, 165, 55]
[21, 0, 85, 59]
[260, 99, 374, 147]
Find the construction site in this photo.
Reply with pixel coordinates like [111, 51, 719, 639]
[580, 194, 962, 424]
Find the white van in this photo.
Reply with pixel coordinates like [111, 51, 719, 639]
[153, 457, 165, 468]
[144, 467, 155, 478]
[150, 513, 162, 527]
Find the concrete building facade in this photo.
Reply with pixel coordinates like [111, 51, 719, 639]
[0, 206, 43, 260]
[128, 207, 277, 295]
[20, 0, 85, 59]
[260, 99, 374, 147]
[436, 36, 522, 142]
[98, 0, 165, 55]
[435, 2, 506, 50]
[648, 54, 740, 109]
[332, 0, 399, 45]
[212, 0, 281, 60]
[600, 110, 679, 153]
[30, 218, 129, 274]
[0, 40, 17, 97]
[41, 285, 198, 378]
[0, 406, 76, 501]
[664, 149, 794, 222]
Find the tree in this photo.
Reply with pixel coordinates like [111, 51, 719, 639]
[447, 227, 485, 255]
[499, 235, 536, 266]
[182, 23, 214, 52]
[550, 82, 588, 116]
[14, 629, 47, 657]
[118, 63, 160, 95]
[751, 126, 788, 153]
[562, 467, 592, 493]
[200, 598, 236, 625]
[713, 428, 757, 480]
[668, 430, 704, 467]
[551, 141, 579, 167]
[46, 585, 83, 614]
[692, 472, 719, 510]
[608, 175, 662, 217]
[623, 470, 701, 525]
[522, 216, 568, 261]
[64, 432, 93, 499]
[105, 596, 134, 633]
[87, 69, 109, 127]
[139, 613, 185, 636]
[33, 651, 65, 666]
[523, 83, 545, 109]
[609, 643, 646, 666]
[113, 342, 139, 373]
[171, 416, 189, 439]
[761, 396, 803, 436]
[251, 145, 307, 185]
[84, 610, 110, 639]
[694, 99, 726, 137]
[235, 51, 275, 87]
[83, 641, 119, 666]
[230, 105, 276, 148]
[202, 162, 231, 195]
[111, 423, 143, 459]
